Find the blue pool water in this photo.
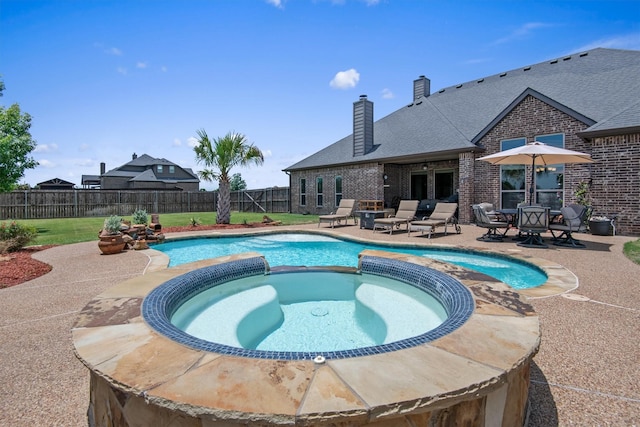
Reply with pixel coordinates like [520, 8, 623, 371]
[171, 271, 447, 353]
[156, 233, 547, 289]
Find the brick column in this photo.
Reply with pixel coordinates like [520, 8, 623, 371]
[458, 152, 475, 224]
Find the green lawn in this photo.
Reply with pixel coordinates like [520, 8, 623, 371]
[623, 239, 640, 265]
[15, 212, 318, 246]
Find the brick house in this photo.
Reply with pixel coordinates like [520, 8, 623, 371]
[86, 153, 200, 191]
[284, 48, 640, 235]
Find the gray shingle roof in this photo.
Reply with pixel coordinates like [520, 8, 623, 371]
[286, 48, 640, 171]
[103, 153, 199, 180]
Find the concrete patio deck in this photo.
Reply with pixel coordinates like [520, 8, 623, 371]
[0, 223, 638, 426]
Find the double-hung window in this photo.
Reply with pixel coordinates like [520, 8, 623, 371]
[335, 176, 343, 206]
[316, 177, 323, 207]
[300, 178, 307, 206]
[534, 133, 564, 209]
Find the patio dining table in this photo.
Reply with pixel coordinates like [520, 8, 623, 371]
[496, 208, 561, 228]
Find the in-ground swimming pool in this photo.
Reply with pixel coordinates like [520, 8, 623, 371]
[155, 232, 547, 289]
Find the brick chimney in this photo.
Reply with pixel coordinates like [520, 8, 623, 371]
[132, 153, 137, 160]
[353, 94, 374, 157]
[413, 75, 430, 101]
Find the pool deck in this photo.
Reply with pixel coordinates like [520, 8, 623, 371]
[0, 223, 638, 425]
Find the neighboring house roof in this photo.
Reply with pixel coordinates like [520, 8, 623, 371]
[81, 175, 100, 185]
[37, 178, 75, 187]
[286, 48, 640, 171]
[102, 153, 200, 183]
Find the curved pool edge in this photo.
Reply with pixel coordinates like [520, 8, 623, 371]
[73, 250, 541, 426]
[147, 228, 579, 299]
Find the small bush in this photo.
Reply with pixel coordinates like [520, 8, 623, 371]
[189, 217, 201, 227]
[0, 221, 37, 253]
[103, 215, 123, 234]
[132, 209, 148, 225]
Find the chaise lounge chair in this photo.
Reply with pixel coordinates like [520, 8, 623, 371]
[408, 202, 461, 238]
[472, 204, 511, 241]
[317, 199, 356, 228]
[372, 200, 419, 234]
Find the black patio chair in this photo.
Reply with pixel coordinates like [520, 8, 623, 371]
[516, 206, 550, 248]
[549, 205, 590, 248]
[472, 204, 511, 241]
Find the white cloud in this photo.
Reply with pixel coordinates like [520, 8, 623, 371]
[381, 88, 394, 99]
[329, 68, 360, 89]
[74, 158, 94, 167]
[117, 67, 127, 75]
[266, 0, 284, 8]
[136, 61, 148, 69]
[493, 22, 551, 45]
[573, 32, 640, 52]
[38, 159, 55, 168]
[106, 47, 123, 56]
[173, 138, 182, 147]
[262, 149, 273, 158]
[79, 143, 90, 152]
[34, 143, 58, 152]
[364, 0, 380, 5]
[187, 136, 199, 148]
[160, 65, 168, 72]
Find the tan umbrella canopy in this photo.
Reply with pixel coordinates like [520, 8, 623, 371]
[477, 141, 594, 204]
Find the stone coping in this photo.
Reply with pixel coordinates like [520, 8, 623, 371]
[146, 228, 579, 299]
[72, 248, 541, 424]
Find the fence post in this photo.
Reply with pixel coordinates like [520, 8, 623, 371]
[24, 190, 28, 219]
[155, 191, 158, 213]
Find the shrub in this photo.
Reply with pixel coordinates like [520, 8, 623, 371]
[132, 209, 148, 225]
[189, 217, 201, 227]
[103, 215, 123, 234]
[0, 221, 37, 253]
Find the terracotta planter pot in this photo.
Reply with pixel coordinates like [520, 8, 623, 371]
[98, 234, 126, 255]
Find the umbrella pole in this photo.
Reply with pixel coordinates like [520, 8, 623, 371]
[529, 155, 536, 205]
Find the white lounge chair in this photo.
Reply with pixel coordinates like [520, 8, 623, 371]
[372, 200, 419, 234]
[408, 202, 461, 238]
[317, 199, 356, 228]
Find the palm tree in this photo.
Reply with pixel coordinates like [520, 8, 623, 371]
[193, 130, 264, 224]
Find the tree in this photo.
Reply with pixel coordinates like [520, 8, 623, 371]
[193, 130, 264, 224]
[0, 80, 38, 192]
[230, 173, 247, 191]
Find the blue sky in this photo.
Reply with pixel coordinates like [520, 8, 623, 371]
[2, 0, 639, 190]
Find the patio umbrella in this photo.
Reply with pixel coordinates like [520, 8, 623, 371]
[477, 141, 594, 205]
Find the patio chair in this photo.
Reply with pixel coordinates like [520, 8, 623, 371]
[472, 204, 511, 241]
[549, 205, 590, 248]
[318, 199, 356, 228]
[516, 206, 550, 248]
[372, 200, 419, 234]
[408, 202, 461, 238]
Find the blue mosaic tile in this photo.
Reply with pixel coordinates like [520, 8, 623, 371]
[142, 254, 474, 361]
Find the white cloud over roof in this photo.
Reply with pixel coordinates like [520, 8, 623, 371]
[329, 68, 360, 89]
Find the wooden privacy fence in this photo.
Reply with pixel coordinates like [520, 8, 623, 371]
[0, 187, 290, 220]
